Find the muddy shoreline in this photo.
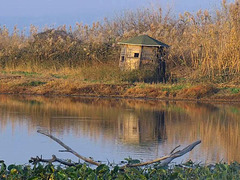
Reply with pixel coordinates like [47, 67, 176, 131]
[1, 74, 240, 103]
[1, 85, 240, 104]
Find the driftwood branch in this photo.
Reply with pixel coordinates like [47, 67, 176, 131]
[37, 130, 101, 166]
[159, 140, 201, 166]
[30, 155, 79, 166]
[170, 145, 181, 154]
[59, 150, 70, 153]
[37, 130, 200, 168]
[121, 140, 201, 168]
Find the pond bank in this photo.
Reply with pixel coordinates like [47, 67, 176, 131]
[1, 74, 240, 102]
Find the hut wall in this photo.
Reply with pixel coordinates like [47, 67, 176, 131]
[119, 45, 127, 69]
[140, 47, 158, 66]
[119, 45, 142, 70]
[119, 45, 163, 71]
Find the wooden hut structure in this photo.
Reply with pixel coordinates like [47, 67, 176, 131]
[118, 35, 169, 70]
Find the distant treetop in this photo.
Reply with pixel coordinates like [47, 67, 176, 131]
[34, 29, 75, 42]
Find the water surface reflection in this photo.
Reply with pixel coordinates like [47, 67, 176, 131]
[0, 95, 239, 164]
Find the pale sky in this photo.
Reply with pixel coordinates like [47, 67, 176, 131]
[0, 0, 234, 30]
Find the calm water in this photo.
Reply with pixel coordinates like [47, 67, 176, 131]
[0, 95, 240, 165]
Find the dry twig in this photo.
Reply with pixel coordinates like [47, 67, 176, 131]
[37, 130, 101, 166]
[30, 155, 79, 166]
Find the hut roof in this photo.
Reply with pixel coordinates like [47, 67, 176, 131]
[118, 35, 169, 47]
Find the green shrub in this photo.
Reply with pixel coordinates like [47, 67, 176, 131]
[21, 81, 46, 87]
[121, 68, 162, 83]
[11, 71, 41, 77]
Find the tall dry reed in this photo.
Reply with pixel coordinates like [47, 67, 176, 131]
[0, 0, 239, 82]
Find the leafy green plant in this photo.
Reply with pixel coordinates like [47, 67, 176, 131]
[124, 157, 141, 165]
[161, 84, 186, 93]
[121, 68, 160, 83]
[21, 81, 46, 87]
[221, 87, 240, 94]
[11, 71, 41, 77]
[1, 161, 240, 179]
[230, 88, 240, 94]
[51, 74, 68, 79]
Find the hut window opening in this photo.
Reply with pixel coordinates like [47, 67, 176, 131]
[121, 56, 125, 62]
[134, 53, 139, 58]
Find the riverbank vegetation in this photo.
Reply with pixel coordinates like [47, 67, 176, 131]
[1, 71, 240, 101]
[1, 0, 240, 99]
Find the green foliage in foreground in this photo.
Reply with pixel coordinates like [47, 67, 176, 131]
[1, 161, 240, 180]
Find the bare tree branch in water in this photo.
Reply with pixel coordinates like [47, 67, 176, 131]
[120, 140, 201, 168]
[36, 130, 201, 168]
[30, 155, 80, 166]
[37, 130, 101, 166]
[170, 145, 181, 154]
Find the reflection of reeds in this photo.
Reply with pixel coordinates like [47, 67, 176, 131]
[1, 1, 240, 82]
[0, 95, 240, 163]
[165, 102, 240, 163]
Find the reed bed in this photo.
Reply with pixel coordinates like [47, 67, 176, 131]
[0, 0, 240, 83]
